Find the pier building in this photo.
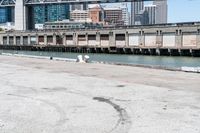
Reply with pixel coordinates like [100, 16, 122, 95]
[1, 22, 200, 56]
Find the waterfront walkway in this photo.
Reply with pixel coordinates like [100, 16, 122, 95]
[0, 55, 200, 133]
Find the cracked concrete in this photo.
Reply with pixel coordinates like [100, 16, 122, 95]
[0, 55, 200, 133]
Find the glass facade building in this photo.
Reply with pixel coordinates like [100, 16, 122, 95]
[0, 7, 14, 23]
[0, 8, 7, 23]
[47, 4, 69, 22]
[29, 4, 70, 29]
[33, 5, 46, 24]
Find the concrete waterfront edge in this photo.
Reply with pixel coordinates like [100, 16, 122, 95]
[1, 52, 200, 73]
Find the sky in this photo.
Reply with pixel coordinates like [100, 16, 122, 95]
[102, 0, 200, 23]
[145, 0, 200, 23]
[167, 0, 200, 23]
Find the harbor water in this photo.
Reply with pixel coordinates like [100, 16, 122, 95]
[1, 50, 200, 68]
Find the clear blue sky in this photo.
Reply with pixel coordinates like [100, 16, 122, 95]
[168, 0, 200, 23]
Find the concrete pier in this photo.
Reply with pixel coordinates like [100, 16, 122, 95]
[0, 55, 200, 133]
[1, 22, 200, 56]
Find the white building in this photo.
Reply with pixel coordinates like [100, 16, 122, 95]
[70, 10, 91, 22]
[103, 3, 129, 25]
[14, 0, 26, 30]
[70, 3, 88, 11]
[121, 3, 130, 25]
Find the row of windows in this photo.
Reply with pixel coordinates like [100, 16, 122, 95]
[0, 7, 14, 23]
[45, 24, 84, 29]
[33, 4, 70, 24]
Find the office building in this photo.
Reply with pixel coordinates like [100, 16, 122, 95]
[134, 10, 149, 25]
[153, 0, 168, 24]
[0, 7, 8, 23]
[71, 3, 88, 10]
[70, 10, 90, 22]
[144, 5, 156, 24]
[131, 1, 144, 25]
[28, 4, 70, 29]
[0, 7, 14, 23]
[121, 3, 130, 25]
[104, 7, 123, 26]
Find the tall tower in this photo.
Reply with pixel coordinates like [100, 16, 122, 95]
[121, 3, 129, 25]
[131, 1, 144, 25]
[15, 0, 27, 30]
[144, 5, 156, 24]
[153, 0, 168, 24]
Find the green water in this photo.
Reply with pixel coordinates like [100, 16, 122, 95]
[1, 50, 200, 68]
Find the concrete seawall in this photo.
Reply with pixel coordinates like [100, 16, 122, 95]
[2, 52, 200, 73]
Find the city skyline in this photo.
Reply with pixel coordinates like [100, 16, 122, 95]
[107, 0, 200, 23]
[0, 0, 200, 30]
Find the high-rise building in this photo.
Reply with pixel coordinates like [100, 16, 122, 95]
[0, 7, 14, 23]
[121, 3, 130, 25]
[33, 5, 46, 24]
[144, 5, 156, 24]
[47, 4, 70, 22]
[28, 4, 70, 29]
[153, 0, 168, 24]
[134, 10, 149, 25]
[131, 1, 144, 25]
[0, 8, 8, 23]
[104, 7, 123, 26]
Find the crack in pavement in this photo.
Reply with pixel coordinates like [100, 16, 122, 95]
[93, 97, 132, 133]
